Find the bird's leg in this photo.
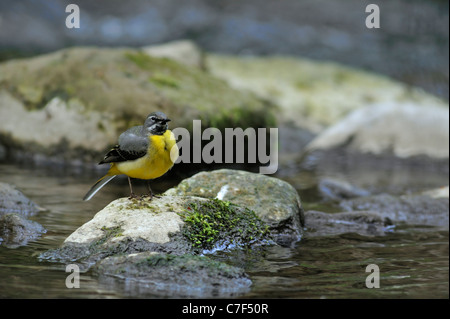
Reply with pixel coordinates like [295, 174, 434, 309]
[143, 181, 161, 200]
[128, 177, 138, 199]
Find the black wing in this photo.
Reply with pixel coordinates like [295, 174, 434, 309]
[99, 126, 148, 164]
[99, 145, 146, 164]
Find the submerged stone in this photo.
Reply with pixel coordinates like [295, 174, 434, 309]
[0, 182, 46, 248]
[340, 193, 449, 228]
[304, 210, 393, 238]
[0, 182, 45, 217]
[0, 213, 46, 248]
[318, 177, 371, 201]
[94, 251, 251, 298]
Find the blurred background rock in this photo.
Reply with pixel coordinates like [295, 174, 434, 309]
[0, 0, 448, 100]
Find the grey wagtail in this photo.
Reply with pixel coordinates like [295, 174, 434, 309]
[83, 111, 179, 201]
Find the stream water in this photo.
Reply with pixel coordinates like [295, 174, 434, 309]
[0, 162, 448, 299]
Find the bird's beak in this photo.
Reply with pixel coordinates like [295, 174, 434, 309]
[162, 119, 171, 123]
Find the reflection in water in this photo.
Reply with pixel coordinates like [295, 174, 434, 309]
[0, 163, 448, 298]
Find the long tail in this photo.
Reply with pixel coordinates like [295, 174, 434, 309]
[83, 175, 117, 201]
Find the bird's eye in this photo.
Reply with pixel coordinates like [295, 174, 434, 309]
[151, 116, 157, 121]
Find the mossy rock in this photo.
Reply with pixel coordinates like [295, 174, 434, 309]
[0, 47, 276, 164]
[165, 169, 304, 245]
[207, 54, 448, 133]
[39, 195, 274, 269]
[180, 198, 272, 252]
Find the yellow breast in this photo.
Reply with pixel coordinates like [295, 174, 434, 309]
[113, 130, 179, 180]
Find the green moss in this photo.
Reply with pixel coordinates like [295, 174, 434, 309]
[100, 226, 123, 237]
[90, 226, 124, 249]
[124, 51, 154, 69]
[16, 85, 44, 104]
[149, 73, 180, 89]
[97, 121, 106, 132]
[0, 48, 277, 145]
[126, 197, 156, 211]
[124, 50, 276, 130]
[124, 51, 179, 72]
[179, 198, 271, 251]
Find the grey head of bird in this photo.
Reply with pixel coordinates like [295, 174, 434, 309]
[143, 111, 171, 135]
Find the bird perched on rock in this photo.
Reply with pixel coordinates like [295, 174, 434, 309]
[83, 111, 179, 201]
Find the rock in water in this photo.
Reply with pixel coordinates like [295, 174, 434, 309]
[340, 193, 449, 228]
[40, 193, 274, 297]
[318, 177, 371, 201]
[0, 213, 46, 248]
[43, 194, 273, 261]
[0, 182, 44, 217]
[0, 182, 46, 248]
[303, 210, 392, 238]
[40, 169, 303, 297]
